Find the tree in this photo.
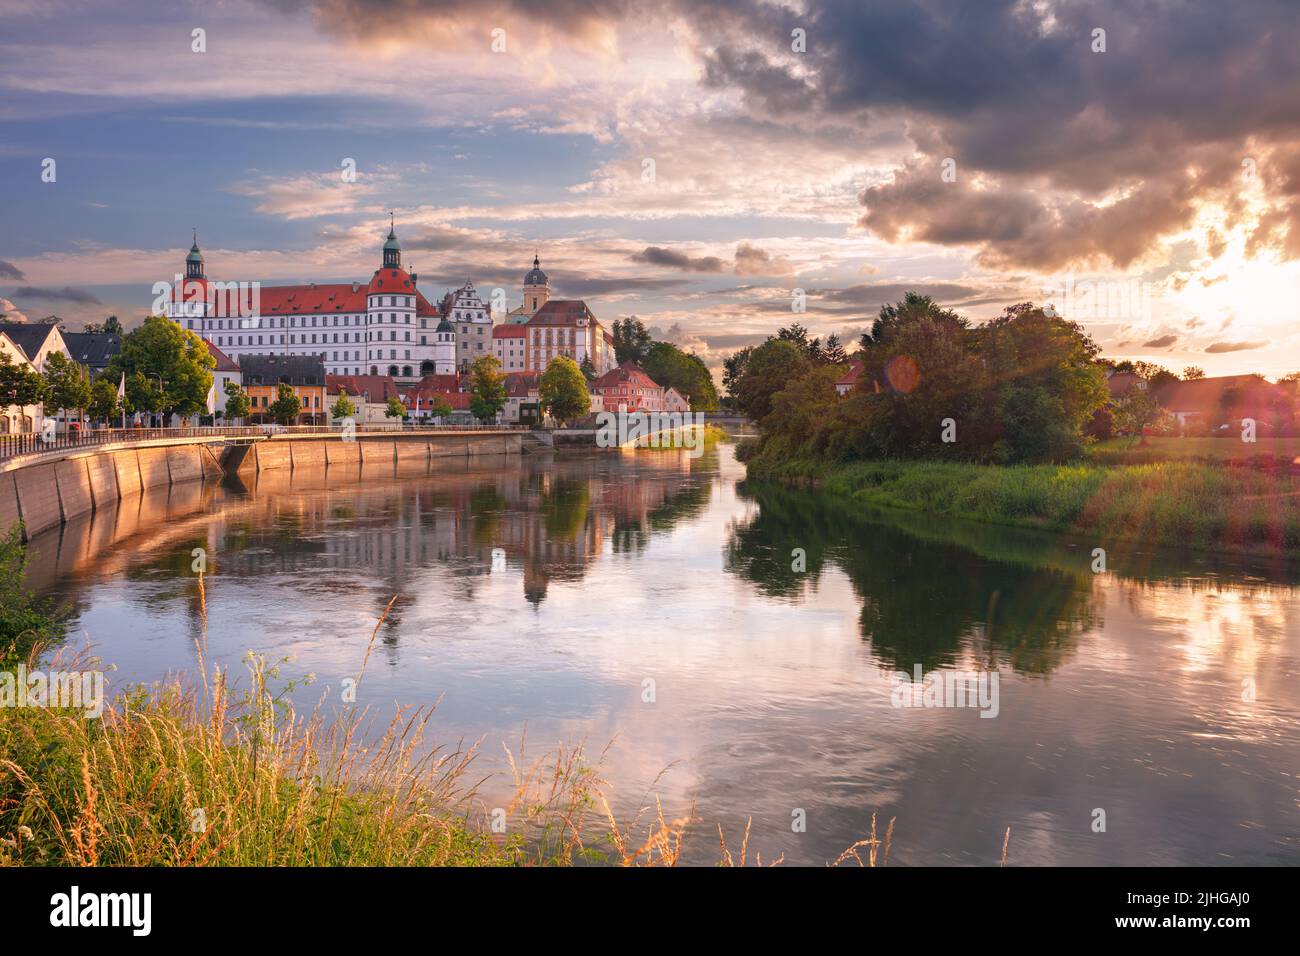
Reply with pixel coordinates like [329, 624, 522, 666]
[428, 395, 454, 421]
[1114, 386, 1166, 435]
[268, 383, 302, 425]
[776, 323, 823, 363]
[87, 376, 121, 423]
[385, 396, 407, 420]
[539, 355, 591, 426]
[330, 387, 356, 420]
[735, 339, 811, 422]
[43, 352, 92, 428]
[107, 315, 214, 419]
[469, 355, 507, 422]
[84, 315, 123, 336]
[1182, 366, 1205, 380]
[722, 346, 753, 408]
[224, 380, 251, 423]
[579, 355, 597, 382]
[612, 317, 652, 365]
[0, 353, 49, 413]
[642, 341, 720, 411]
[822, 333, 848, 365]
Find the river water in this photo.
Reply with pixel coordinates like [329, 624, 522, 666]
[27, 444, 1300, 865]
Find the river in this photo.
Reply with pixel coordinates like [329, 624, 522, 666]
[27, 443, 1300, 865]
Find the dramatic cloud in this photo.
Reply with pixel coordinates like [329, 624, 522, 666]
[631, 247, 726, 273]
[734, 242, 794, 277]
[0, 298, 29, 323]
[10, 286, 101, 304]
[0, 260, 24, 281]
[1205, 340, 1268, 354]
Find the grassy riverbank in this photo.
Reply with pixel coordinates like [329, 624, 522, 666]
[744, 451, 1300, 554]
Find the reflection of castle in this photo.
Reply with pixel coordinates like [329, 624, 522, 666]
[35, 456, 714, 625]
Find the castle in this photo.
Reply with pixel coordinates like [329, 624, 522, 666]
[166, 222, 614, 382]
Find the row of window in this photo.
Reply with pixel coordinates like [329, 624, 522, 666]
[184, 312, 429, 330]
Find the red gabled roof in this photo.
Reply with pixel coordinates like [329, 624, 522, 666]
[326, 373, 401, 401]
[504, 371, 541, 398]
[176, 275, 439, 319]
[592, 362, 661, 391]
[413, 373, 465, 394]
[204, 339, 240, 372]
[493, 324, 527, 338]
[401, 388, 470, 410]
[835, 360, 863, 388]
[527, 299, 598, 327]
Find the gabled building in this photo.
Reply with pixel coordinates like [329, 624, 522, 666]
[1155, 374, 1286, 429]
[0, 331, 42, 434]
[834, 359, 864, 397]
[592, 362, 664, 413]
[0, 320, 66, 373]
[241, 353, 327, 425]
[63, 331, 121, 376]
[663, 386, 691, 413]
[524, 300, 615, 374]
[493, 323, 528, 372]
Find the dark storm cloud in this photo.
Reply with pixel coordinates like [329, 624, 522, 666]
[1143, 334, 1179, 348]
[271, 0, 1300, 270]
[1205, 341, 1268, 354]
[0, 260, 24, 281]
[631, 246, 727, 273]
[11, 286, 101, 304]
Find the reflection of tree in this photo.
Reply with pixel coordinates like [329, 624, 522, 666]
[469, 485, 507, 545]
[541, 480, 590, 541]
[727, 484, 1099, 675]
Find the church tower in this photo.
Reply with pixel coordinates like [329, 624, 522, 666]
[522, 253, 549, 316]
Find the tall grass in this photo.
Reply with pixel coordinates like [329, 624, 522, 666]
[0, 582, 902, 867]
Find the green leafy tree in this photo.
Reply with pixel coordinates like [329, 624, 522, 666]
[642, 341, 720, 411]
[224, 380, 252, 422]
[87, 376, 121, 423]
[612, 317, 652, 365]
[269, 382, 302, 425]
[330, 387, 356, 420]
[539, 355, 591, 426]
[735, 339, 811, 422]
[722, 346, 753, 408]
[43, 351, 92, 427]
[107, 315, 215, 418]
[469, 355, 507, 422]
[428, 395, 454, 420]
[83, 315, 123, 335]
[385, 396, 407, 420]
[0, 353, 50, 412]
[1182, 366, 1205, 380]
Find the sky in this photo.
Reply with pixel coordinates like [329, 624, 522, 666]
[1, 0, 1299, 381]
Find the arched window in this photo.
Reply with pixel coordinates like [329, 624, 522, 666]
[387, 365, 399, 377]
[402, 365, 412, 377]
[420, 360, 435, 374]
[370, 366, 378, 376]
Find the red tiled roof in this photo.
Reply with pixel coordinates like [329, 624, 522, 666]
[493, 324, 526, 338]
[204, 339, 240, 372]
[326, 374, 401, 401]
[592, 362, 661, 391]
[413, 373, 465, 394]
[175, 276, 440, 319]
[1157, 374, 1281, 418]
[504, 371, 541, 398]
[527, 300, 598, 327]
[835, 360, 863, 388]
[404, 390, 470, 410]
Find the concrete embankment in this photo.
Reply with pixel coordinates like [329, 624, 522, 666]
[0, 431, 522, 540]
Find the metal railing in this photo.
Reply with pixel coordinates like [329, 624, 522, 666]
[0, 423, 527, 463]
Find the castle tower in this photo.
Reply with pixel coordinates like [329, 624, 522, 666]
[186, 231, 205, 280]
[382, 214, 401, 270]
[434, 316, 456, 375]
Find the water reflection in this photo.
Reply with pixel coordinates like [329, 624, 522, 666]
[26, 446, 1300, 865]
